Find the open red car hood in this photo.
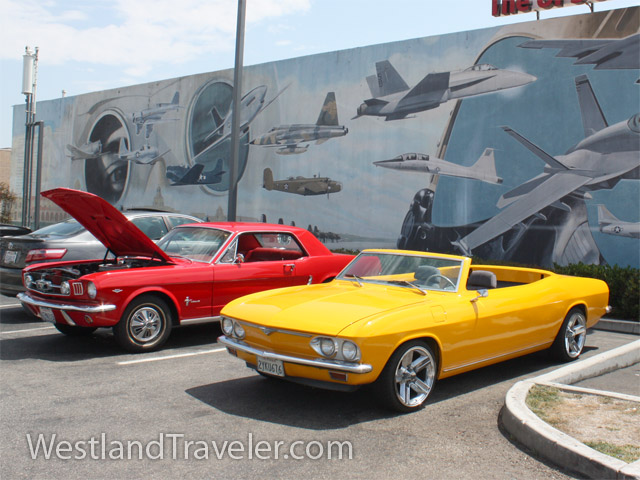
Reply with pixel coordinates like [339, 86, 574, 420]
[42, 188, 173, 263]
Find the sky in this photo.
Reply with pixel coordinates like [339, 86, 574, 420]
[0, 0, 637, 148]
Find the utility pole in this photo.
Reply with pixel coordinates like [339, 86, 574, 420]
[227, 0, 246, 222]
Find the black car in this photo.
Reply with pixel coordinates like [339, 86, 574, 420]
[0, 224, 32, 237]
[0, 211, 201, 296]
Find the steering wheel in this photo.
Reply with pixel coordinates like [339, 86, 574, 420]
[425, 274, 456, 290]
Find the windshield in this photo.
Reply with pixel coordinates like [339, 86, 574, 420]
[337, 251, 463, 292]
[30, 219, 85, 237]
[157, 226, 231, 263]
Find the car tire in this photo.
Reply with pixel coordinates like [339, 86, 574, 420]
[54, 324, 97, 336]
[376, 340, 437, 413]
[551, 307, 587, 362]
[114, 295, 172, 352]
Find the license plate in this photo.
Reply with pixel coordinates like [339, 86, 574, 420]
[39, 307, 55, 323]
[257, 356, 285, 377]
[3, 250, 18, 264]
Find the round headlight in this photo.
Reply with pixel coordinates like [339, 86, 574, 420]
[320, 338, 336, 358]
[233, 322, 245, 339]
[60, 281, 70, 296]
[221, 317, 234, 336]
[87, 282, 97, 299]
[24, 274, 33, 289]
[341, 341, 359, 362]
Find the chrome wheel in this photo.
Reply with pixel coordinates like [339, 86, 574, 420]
[129, 306, 163, 343]
[564, 311, 587, 359]
[114, 295, 172, 352]
[394, 345, 436, 408]
[551, 307, 587, 362]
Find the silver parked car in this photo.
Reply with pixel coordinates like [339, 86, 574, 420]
[0, 210, 201, 297]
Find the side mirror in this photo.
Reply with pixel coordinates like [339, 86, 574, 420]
[234, 253, 245, 264]
[470, 289, 488, 303]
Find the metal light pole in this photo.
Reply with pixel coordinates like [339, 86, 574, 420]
[21, 46, 38, 228]
[227, 0, 246, 222]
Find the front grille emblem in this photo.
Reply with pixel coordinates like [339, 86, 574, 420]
[259, 327, 276, 336]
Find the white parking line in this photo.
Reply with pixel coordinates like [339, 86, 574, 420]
[0, 303, 22, 309]
[1, 325, 55, 334]
[117, 347, 227, 365]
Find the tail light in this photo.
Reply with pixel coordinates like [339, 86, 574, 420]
[25, 248, 67, 263]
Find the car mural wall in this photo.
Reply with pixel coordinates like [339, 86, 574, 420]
[10, 7, 639, 268]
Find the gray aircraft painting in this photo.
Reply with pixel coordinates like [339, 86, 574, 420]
[454, 74, 640, 256]
[118, 139, 169, 165]
[519, 33, 640, 71]
[166, 159, 225, 186]
[132, 92, 181, 138]
[354, 61, 536, 121]
[598, 204, 640, 239]
[263, 168, 342, 196]
[192, 84, 286, 163]
[374, 148, 502, 185]
[250, 92, 348, 155]
[66, 140, 105, 160]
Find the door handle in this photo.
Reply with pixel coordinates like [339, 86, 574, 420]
[284, 264, 295, 274]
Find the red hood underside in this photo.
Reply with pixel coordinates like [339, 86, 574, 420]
[42, 188, 173, 263]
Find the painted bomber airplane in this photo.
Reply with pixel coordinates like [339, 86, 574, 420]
[262, 168, 341, 196]
[354, 60, 536, 121]
[250, 92, 348, 155]
[374, 148, 503, 185]
[454, 74, 640, 256]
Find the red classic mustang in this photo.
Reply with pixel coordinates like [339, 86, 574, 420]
[18, 188, 354, 352]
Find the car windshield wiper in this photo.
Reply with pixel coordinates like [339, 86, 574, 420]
[344, 274, 363, 287]
[389, 280, 428, 295]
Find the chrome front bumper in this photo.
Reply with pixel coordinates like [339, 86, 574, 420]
[218, 335, 373, 374]
[17, 292, 117, 313]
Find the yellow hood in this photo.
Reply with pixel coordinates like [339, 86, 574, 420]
[223, 281, 427, 336]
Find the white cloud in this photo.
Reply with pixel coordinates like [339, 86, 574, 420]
[0, 0, 311, 76]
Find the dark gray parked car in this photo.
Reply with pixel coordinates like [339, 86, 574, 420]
[0, 211, 201, 296]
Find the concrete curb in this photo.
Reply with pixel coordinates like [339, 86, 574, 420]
[501, 339, 640, 480]
[596, 319, 640, 336]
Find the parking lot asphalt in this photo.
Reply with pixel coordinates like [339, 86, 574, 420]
[1, 294, 637, 480]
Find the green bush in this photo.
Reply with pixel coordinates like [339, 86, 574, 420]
[553, 263, 639, 321]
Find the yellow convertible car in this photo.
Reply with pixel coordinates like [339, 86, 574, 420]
[218, 250, 610, 412]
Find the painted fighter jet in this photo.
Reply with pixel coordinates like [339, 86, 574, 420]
[374, 148, 502, 185]
[250, 92, 348, 155]
[597, 205, 640, 239]
[192, 84, 287, 164]
[454, 74, 640, 256]
[66, 140, 106, 160]
[118, 138, 169, 165]
[262, 168, 341, 196]
[354, 61, 536, 121]
[519, 33, 640, 71]
[166, 159, 225, 186]
[132, 92, 181, 138]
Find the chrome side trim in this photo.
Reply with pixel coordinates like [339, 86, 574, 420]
[235, 319, 313, 338]
[17, 293, 116, 313]
[218, 335, 373, 374]
[180, 316, 221, 326]
[442, 341, 551, 373]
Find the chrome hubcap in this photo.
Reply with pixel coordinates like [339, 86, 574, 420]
[564, 312, 586, 358]
[394, 346, 435, 407]
[129, 306, 163, 343]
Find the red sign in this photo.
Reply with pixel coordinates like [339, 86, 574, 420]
[492, 0, 611, 16]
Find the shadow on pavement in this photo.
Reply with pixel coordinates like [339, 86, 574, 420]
[0, 323, 222, 362]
